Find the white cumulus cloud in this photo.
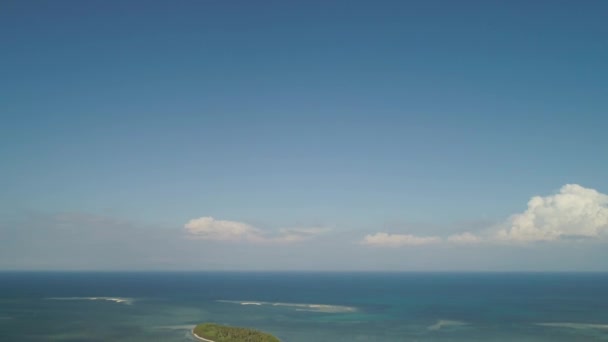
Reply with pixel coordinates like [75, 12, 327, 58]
[361, 233, 440, 247]
[360, 184, 608, 247]
[497, 184, 608, 242]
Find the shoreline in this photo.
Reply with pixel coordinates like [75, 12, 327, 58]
[191, 329, 216, 342]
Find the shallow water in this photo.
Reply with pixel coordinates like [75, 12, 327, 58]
[1, 272, 608, 341]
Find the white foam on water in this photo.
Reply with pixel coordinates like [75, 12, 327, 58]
[46, 297, 134, 305]
[428, 320, 469, 331]
[217, 300, 356, 313]
[537, 322, 608, 330]
[155, 324, 196, 330]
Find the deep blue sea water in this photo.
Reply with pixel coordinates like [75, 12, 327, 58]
[1, 272, 608, 341]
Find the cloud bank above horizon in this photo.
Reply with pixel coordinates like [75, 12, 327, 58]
[2, 184, 607, 270]
[362, 184, 608, 247]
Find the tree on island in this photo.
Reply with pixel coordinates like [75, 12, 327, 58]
[193, 323, 280, 342]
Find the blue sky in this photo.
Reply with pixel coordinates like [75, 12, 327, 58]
[1, 0, 607, 271]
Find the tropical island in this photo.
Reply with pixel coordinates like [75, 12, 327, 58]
[192, 323, 280, 342]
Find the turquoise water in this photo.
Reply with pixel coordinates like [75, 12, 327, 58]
[1, 272, 608, 341]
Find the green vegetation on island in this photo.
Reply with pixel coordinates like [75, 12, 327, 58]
[193, 323, 280, 342]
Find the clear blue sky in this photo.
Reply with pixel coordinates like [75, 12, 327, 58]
[1, 1, 607, 271]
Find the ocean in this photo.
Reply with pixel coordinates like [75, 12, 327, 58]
[1, 272, 607, 341]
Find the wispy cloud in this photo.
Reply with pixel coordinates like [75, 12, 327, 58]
[274, 227, 330, 243]
[184, 216, 327, 243]
[0, 212, 183, 269]
[184, 217, 261, 241]
[361, 233, 440, 247]
[447, 232, 482, 244]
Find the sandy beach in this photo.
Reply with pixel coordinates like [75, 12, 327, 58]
[192, 329, 216, 342]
